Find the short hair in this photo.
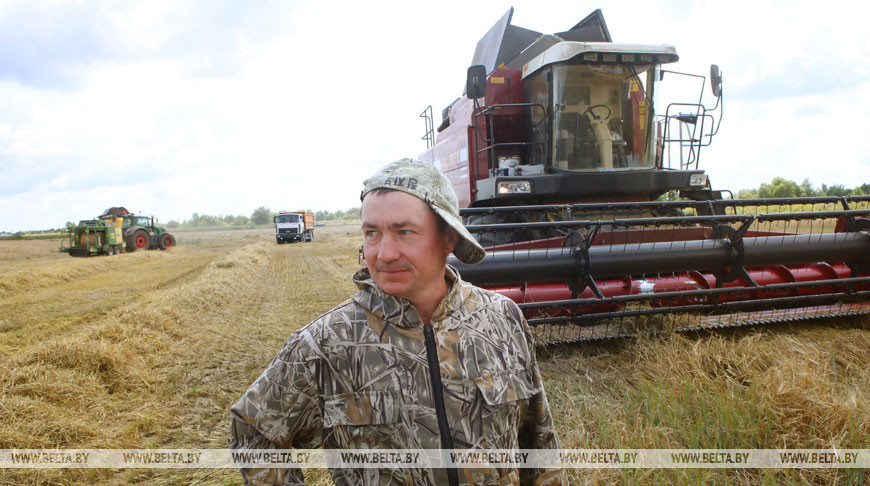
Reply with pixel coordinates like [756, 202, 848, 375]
[363, 188, 449, 234]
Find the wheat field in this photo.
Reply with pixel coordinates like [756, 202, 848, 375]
[1, 227, 867, 485]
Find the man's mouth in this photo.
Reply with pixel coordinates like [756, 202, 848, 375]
[377, 266, 410, 275]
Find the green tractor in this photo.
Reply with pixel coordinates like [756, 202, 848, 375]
[60, 207, 176, 256]
[120, 213, 176, 252]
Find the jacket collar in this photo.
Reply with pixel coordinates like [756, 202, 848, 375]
[351, 265, 465, 329]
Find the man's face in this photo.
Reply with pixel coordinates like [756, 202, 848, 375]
[360, 190, 457, 305]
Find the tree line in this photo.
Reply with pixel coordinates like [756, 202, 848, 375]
[737, 178, 868, 199]
[174, 178, 866, 228]
[168, 206, 361, 229]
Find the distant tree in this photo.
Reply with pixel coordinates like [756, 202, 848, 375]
[250, 206, 273, 225]
[823, 184, 849, 197]
[799, 178, 818, 197]
[758, 177, 801, 198]
[226, 214, 250, 226]
[741, 178, 869, 198]
[167, 220, 180, 229]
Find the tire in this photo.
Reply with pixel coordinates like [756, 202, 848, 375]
[106, 246, 115, 256]
[158, 233, 176, 250]
[132, 229, 150, 250]
[114, 245, 122, 255]
[276, 238, 284, 244]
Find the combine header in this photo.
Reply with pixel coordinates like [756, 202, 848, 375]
[450, 197, 870, 343]
[419, 9, 870, 343]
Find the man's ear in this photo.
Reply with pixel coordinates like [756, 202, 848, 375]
[443, 227, 459, 255]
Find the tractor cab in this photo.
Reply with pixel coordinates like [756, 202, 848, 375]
[123, 216, 153, 229]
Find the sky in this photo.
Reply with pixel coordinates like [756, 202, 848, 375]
[1, 0, 868, 232]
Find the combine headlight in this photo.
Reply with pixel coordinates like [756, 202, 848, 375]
[689, 174, 708, 187]
[497, 180, 532, 194]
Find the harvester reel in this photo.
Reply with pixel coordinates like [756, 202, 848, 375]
[465, 213, 533, 247]
[456, 197, 870, 344]
[839, 218, 870, 277]
[710, 223, 757, 288]
[561, 230, 586, 248]
[842, 218, 870, 233]
[563, 225, 604, 299]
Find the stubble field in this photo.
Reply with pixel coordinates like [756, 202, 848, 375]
[1, 226, 867, 485]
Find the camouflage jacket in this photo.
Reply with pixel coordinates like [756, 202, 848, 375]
[229, 265, 566, 486]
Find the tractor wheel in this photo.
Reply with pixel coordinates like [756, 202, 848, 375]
[106, 246, 115, 256]
[132, 229, 150, 250]
[114, 245, 122, 255]
[158, 233, 176, 250]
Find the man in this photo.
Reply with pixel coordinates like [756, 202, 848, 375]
[230, 159, 566, 485]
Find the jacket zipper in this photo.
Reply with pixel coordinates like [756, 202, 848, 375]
[423, 324, 459, 486]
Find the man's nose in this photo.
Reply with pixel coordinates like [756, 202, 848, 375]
[378, 235, 401, 262]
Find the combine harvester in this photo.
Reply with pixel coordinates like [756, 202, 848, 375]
[419, 9, 870, 344]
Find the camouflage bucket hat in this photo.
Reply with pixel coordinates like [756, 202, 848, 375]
[361, 159, 486, 265]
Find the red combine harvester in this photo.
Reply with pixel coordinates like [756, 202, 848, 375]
[419, 8, 870, 344]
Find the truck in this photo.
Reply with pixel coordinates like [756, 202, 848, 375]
[274, 211, 315, 243]
[418, 8, 870, 343]
[60, 207, 176, 256]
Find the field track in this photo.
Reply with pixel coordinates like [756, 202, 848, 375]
[1, 227, 867, 485]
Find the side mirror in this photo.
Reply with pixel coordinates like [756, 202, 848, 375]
[466, 65, 487, 99]
[710, 64, 723, 97]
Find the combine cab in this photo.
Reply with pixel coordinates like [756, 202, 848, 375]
[420, 9, 870, 343]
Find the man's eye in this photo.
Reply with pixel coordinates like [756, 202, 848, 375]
[364, 231, 378, 239]
[399, 230, 414, 236]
